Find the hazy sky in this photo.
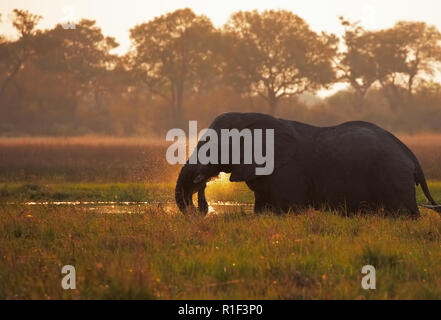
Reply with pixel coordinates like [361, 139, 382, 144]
[1, 0, 441, 55]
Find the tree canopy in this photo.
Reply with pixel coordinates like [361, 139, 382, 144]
[129, 8, 218, 125]
[340, 18, 441, 109]
[222, 10, 338, 115]
[1, 8, 441, 135]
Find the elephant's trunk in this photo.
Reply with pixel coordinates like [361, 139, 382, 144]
[175, 165, 195, 214]
[175, 164, 209, 215]
[197, 186, 209, 215]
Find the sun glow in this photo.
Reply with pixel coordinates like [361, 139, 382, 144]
[3, 0, 441, 56]
[208, 172, 230, 186]
[205, 172, 231, 215]
[218, 172, 230, 183]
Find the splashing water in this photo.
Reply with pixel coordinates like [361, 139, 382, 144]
[5, 200, 253, 215]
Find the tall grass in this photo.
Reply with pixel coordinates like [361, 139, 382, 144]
[0, 205, 440, 299]
[0, 137, 177, 183]
[1, 134, 441, 183]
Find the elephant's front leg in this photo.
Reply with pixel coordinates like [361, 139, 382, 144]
[247, 178, 272, 214]
[197, 184, 208, 215]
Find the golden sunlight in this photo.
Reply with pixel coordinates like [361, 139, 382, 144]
[3, 0, 441, 55]
[206, 172, 230, 186]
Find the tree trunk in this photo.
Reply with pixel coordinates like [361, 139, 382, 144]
[171, 81, 185, 127]
[355, 88, 367, 111]
[175, 84, 184, 126]
[268, 94, 278, 116]
[0, 61, 23, 101]
[381, 82, 401, 111]
[407, 74, 415, 102]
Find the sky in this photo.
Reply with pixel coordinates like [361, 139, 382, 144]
[1, 0, 441, 55]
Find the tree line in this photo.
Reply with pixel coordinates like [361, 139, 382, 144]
[1, 8, 441, 135]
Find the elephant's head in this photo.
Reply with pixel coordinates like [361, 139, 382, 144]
[175, 112, 298, 214]
[175, 163, 216, 215]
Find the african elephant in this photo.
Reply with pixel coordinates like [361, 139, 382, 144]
[175, 112, 441, 217]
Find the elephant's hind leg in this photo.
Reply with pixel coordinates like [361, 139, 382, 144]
[254, 192, 271, 214]
[383, 183, 420, 218]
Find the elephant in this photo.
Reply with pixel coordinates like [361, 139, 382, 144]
[175, 112, 441, 217]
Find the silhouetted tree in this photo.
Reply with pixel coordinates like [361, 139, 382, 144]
[376, 22, 441, 106]
[33, 20, 119, 132]
[1, 8, 441, 135]
[340, 18, 441, 110]
[129, 8, 218, 125]
[0, 9, 42, 99]
[222, 10, 337, 115]
[339, 17, 381, 109]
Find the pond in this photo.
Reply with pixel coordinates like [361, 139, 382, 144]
[6, 200, 254, 215]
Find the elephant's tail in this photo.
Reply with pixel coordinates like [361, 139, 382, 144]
[416, 167, 441, 213]
[384, 130, 441, 214]
[410, 155, 441, 214]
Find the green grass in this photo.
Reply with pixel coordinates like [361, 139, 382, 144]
[0, 181, 254, 204]
[0, 204, 440, 299]
[1, 180, 440, 206]
[0, 182, 175, 203]
[416, 181, 441, 204]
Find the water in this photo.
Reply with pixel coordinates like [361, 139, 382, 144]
[5, 200, 254, 215]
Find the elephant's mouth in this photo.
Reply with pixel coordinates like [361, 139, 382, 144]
[175, 165, 209, 215]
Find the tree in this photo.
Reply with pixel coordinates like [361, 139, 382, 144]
[129, 8, 218, 125]
[0, 9, 42, 99]
[340, 18, 441, 110]
[0, 18, 119, 134]
[376, 22, 441, 103]
[339, 17, 380, 108]
[30, 19, 119, 132]
[222, 10, 337, 115]
[48, 19, 118, 103]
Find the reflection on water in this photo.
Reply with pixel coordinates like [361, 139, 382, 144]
[5, 200, 253, 215]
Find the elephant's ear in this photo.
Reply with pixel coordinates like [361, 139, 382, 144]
[228, 113, 297, 182]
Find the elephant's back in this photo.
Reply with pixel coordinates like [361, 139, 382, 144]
[320, 121, 414, 166]
[313, 123, 382, 162]
[307, 122, 415, 209]
[317, 122, 414, 166]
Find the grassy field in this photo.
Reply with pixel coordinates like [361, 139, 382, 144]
[0, 135, 441, 300]
[1, 205, 440, 299]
